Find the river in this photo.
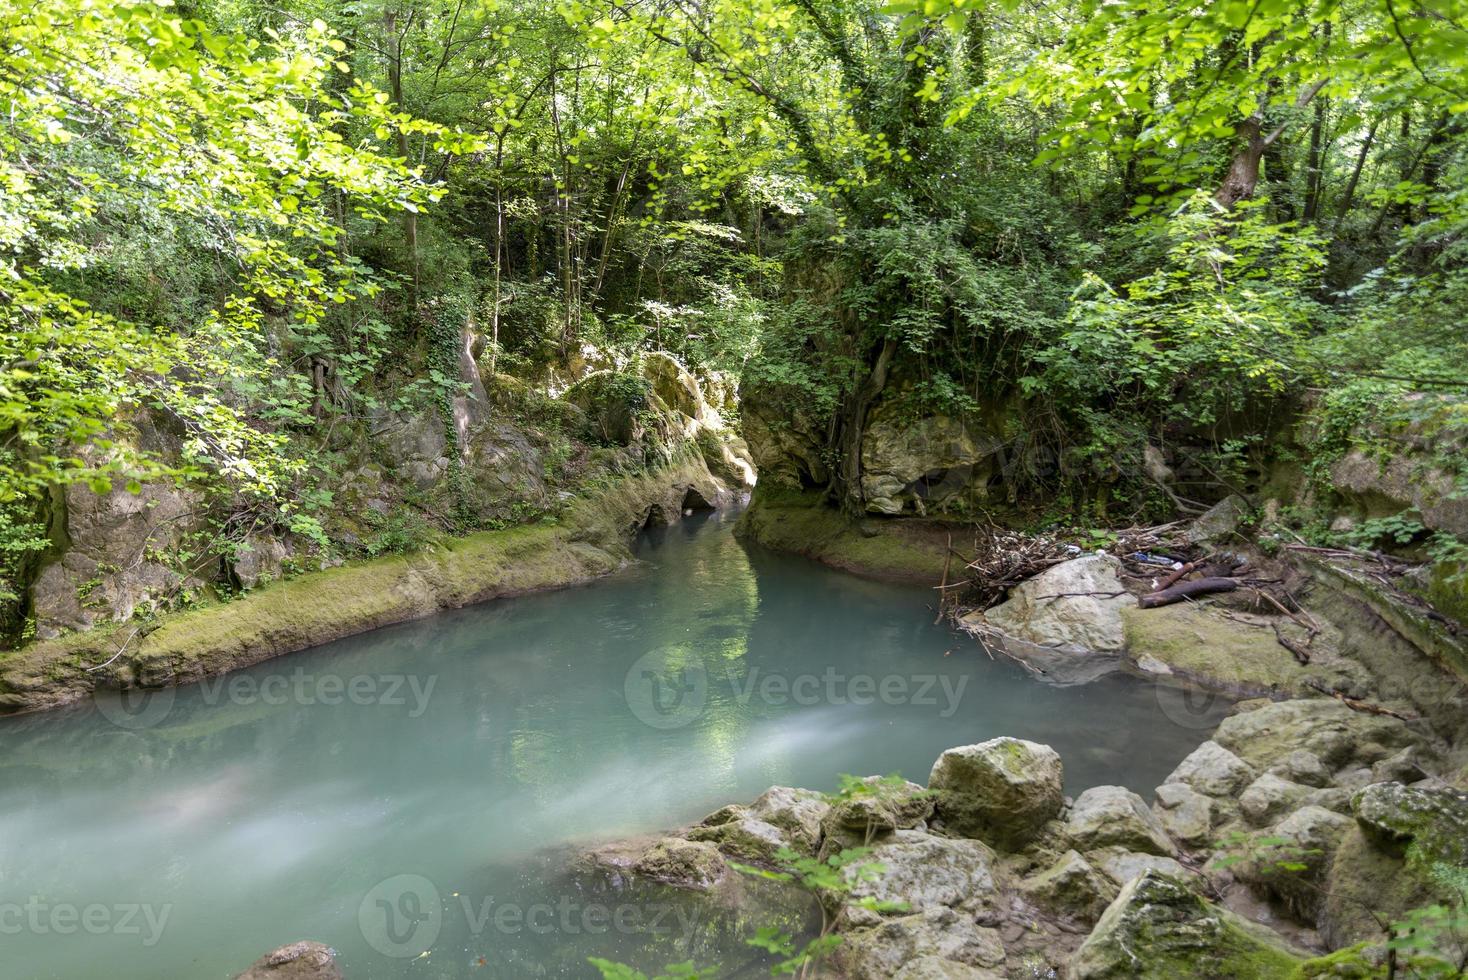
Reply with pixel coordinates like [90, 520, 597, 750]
[0, 508, 1229, 978]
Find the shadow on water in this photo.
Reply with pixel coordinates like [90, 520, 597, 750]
[0, 506, 1231, 979]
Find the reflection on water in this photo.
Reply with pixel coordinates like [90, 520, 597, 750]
[0, 509, 1230, 978]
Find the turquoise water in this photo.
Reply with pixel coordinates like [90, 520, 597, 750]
[0, 509, 1228, 978]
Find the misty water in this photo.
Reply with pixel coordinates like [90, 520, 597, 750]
[0, 508, 1230, 978]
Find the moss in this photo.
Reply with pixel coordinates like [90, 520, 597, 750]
[1321, 827, 1436, 949]
[1289, 944, 1378, 978]
[1071, 871, 1303, 979]
[735, 486, 952, 584]
[1120, 604, 1325, 696]
[0, 457, 719, 716]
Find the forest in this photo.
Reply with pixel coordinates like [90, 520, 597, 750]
[3, 1, 1468, 977]
[3, 0, 1466, 617]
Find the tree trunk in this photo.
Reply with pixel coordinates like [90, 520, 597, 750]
[1333, 117, 1378, 230]
[1215, 118, 1267, 208]
[384, 8, 418, 300]
[828, 337, 898, 511]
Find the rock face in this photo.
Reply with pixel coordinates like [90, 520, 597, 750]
[1070, 872, 1302, 979]
[858, 407, 1005, 516]
[1065, 785, 1176, 856]
[929, 739, 1064, 847]
[31, 440, 207, 639]
[234, 941, 343, 980]
[1212, 699, 1417, 774]
[977, 555, 1131, 652]
[1239, 773, 1313, 827]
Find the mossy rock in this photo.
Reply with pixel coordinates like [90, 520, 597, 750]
[1120, 604, 1328, 696]
[1070, 870, 1304, 979]
[735, 487, 952, 584]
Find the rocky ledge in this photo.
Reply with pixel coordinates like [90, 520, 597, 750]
[578, 698, 1468, 977]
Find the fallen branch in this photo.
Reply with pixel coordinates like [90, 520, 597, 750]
[1154, 561, 1198, 592]
[1035, 590, 1130, 601]
[1138, 576, 1239, 608]
[1272, 624, 1312, 665]
[1306, 680, 1412, 721]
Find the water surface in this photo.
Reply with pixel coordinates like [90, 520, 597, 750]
[0, 509, 1228, 978]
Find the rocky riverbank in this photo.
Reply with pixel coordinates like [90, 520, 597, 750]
[568, 705, 1468, 977]
[0, 453, 735, 716]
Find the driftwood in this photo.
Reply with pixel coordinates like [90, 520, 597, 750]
[1153, 561, 1198, 592]
[1137, 577, 1239, 608]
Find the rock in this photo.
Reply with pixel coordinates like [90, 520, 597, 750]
[1185, 495, 1250, 544]
[893, 957, 1006, 980]
[1070, 871, 1303, 979]
[843, 830, 998, 914]
[858, 407, 1005, 516]
[929, 738, 1064, 848]
[1087, 847, 1190, 889]
[234, 941, 342, 980]
[31, 432, 207, 639]
[633, 838, 727, 889]
[1120, 604, 1318, 694]
[747, 786, 830, 855]
[1065, 785, 1176, 856]
[1152, 783, 1212, 849]
[1352, 781, 1468, 866]
[1017, 849, 1118, 922]
[230, 534, 290, 590]
[1268, 749, 1332, 789]
[979, 555, 1132, 652]
[1239, 774, 1313, 827]
[1321, 826, 1437, 949]
[836, 905, 1006, 979]
[821, 776, 933, 850]
[1371, 747, 1430, 785]
[1213, 699, 1416, 773]
[1164, 740, 1256, 798]
[1236, 805, 1351, 925]
[1300, 786, 1353, 815]
[686, 815, 789, 865]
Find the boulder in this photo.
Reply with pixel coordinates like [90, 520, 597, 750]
[979, 555, 1132, 652]
[748, 786, 830, 855]
[633, 838, 728, 889]
[842, 830, 998, 914]
[1152, 783, 1212, 849]
[686, 815, 789, 866]
[1017, 849, 1119, 922]
[1065, 786, 1176, 856]
[1239, 774, 1313, 828]
[1070, 871, 1303, 979]
[1321, 826, 1437, 949]
[1236, 805, 1351, 925]
[836, 905, 1006, 979]
[1267, 749, 1332, 789]
[234, 941, 342, 980]
[1352, 781, 1468, 866]
[1185, 495, 1250, 544]
[821, 776, 933, 851]
[1087, 848, 1190, 889]
[929, 739, 1064, 848]
[1164, 740, 1256, 798]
